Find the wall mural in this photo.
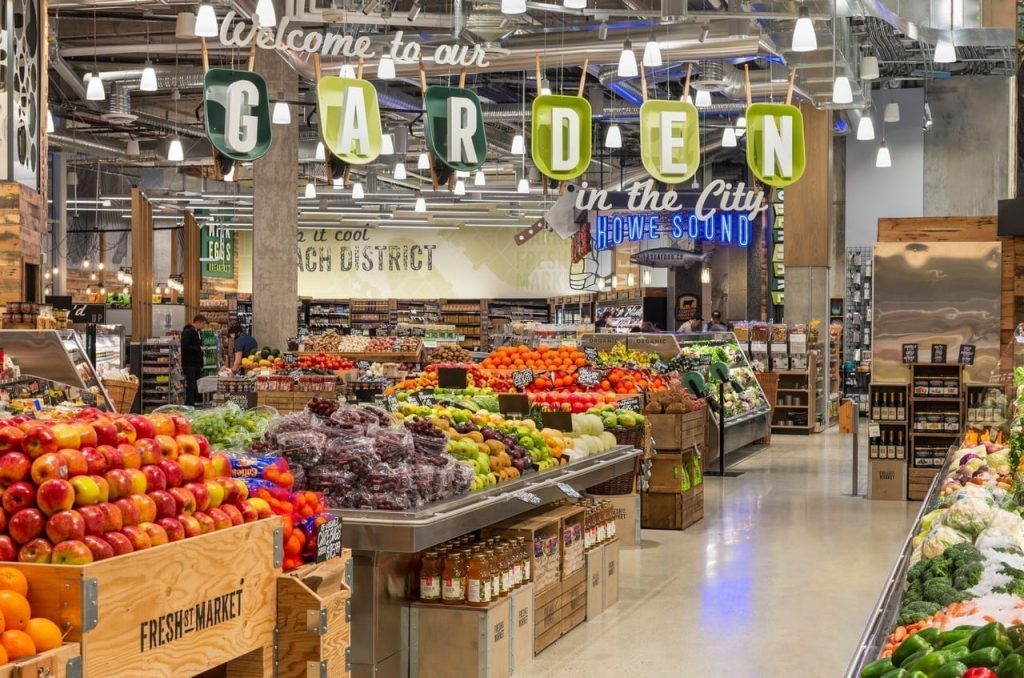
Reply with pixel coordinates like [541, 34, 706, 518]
[0, 0, 39, 191]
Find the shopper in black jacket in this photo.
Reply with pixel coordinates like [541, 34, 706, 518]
[181, 315, 207, 406]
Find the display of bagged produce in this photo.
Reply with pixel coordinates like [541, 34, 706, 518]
[360, 403, 398, 428]
[326, 404, 382, 436]
[373, 427, 414, 463]
[273, 429, 327, 469]
[323, 435, 380, 476]
[189, 402, 276, 451]
[404, 417, 448, 455]
[306, 467, 364, 507]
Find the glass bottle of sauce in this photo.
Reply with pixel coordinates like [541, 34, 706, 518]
[442, 551, 466, 605]
[466, 550, 486, 606]
[419, 551, 441, 602]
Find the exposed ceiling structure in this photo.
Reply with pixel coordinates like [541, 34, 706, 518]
[47, 0, 1015, 231]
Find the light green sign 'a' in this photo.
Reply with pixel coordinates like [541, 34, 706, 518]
[531, 94, 591, 182]
[745, 103, 805, 188]
[203, 68, 272, 162]
[317, 77, 382, 165]
[639, 100, 699, 184]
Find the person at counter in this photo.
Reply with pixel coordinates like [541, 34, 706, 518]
[227, 325, 258, 374]
[677, 317, 703, 332]
[181, 314, 207, 407]
[595, 311, 612, 330]
[707, 310, 729, 331]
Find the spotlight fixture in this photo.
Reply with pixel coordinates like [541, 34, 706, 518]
[617, 40, 638, 78]
[791, 6, 816, 52]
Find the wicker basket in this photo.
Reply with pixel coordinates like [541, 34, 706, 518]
[586, 422, 648, 495]
[102, 378, 138, 413]
[753, 371, 779, 445]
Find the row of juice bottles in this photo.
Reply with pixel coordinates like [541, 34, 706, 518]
[419, 536, 531, 606]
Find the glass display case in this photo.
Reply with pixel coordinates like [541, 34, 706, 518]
[0, 330, 114, 411]
[89, 325, 126, 376]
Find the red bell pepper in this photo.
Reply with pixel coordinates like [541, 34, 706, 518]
[964, 668, 998, 678]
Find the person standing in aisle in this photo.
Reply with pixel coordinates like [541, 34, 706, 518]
[227, 325, 258, 374]
[707, 310, 729, 331]
[180, 315, 207, 407]
[594, 311, 612, 330]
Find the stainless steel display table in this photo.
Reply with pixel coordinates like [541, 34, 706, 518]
[331, 445, 641, 678]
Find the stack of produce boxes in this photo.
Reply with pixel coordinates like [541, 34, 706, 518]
[642, 409, 706, 530]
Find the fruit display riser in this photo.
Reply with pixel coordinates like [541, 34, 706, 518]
[276, 557, 352, 678]
[0, 642, 80, 678]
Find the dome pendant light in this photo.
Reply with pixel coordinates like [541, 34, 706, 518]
[617, 40, 638, 77]
[831, 76, 853, 104]
[194, 4, 219, 37]
[791, 6, 816, 52]
[352, 182, 365, 199]
[272, 101, 291, 124]
[394, 162, 407, 180]
[604, 124, 622, 149]
[875, 140, 892, 168]
[304, 181, 317, 198]
[564, 0, 586, 9]
[167, 137, 184, 162]
[642, 39, 662, 68]
[85, 74, 105, 101]
[255, 0, 277, 27]
[501, 0, 526, 15]
[381, 133, 395, 155]
[377, 54, 396, 79]
[722, 127, 737, 147]
[856, 115, 875, 140]
[140, 62, 158, 92]
[474, 170, 486, 186]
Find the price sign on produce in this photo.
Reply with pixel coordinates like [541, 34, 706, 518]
[512, 368, 534, 391]
[902, 343, 919, 364]
[315, 518, 344, 563]
[584, 347, 599, 364]
[618, 396, 642, 412]
[959, 344, 976, 366]
[283, 352, 297, 365]
[652, 360, 669, 374]
[438, 367, 468, 389]
[577, 367, 601, 388]
[356, 360, 371, 370]
[931, 343, 947, 364]
[381, 395, 399, 412]
[513, 490, 542, 505]
[556, 483, 581, 500]
[417, 389, 436, 406]
[225, 392, 257, 409]
[288, 370, 303, 381]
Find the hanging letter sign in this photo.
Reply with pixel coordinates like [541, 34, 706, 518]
[424, 86, 487, 172]
[639, 100, 699, 184]
[531, 94, 591, 182]
[203, 69, 272, 162]
[745, 103, 805, 188]
[317, 77, 383, 164]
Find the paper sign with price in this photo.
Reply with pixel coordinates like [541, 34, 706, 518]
[512, 369, 534, 390]
[958, 344, 976, 366]
[584, 347, 599, 363]
[577, 368, 601, 387]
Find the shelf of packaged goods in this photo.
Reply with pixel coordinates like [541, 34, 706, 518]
[331, 445, 639, 553]
[872, 420, 907, 425]
[910, 431, 961, 438]
[911, 396, 962, 403]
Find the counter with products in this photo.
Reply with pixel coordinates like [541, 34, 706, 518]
[0, 329, 114, 412]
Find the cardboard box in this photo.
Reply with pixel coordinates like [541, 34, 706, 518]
[587, 493, 640, 548]
[870, 460, 908, 501]
[509, 583, 534, 675]
[604, 539, 620, 608]
[410, 597, 512, 678]
[585, 544, 605, 620]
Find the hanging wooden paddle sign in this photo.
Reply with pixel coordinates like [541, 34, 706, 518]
[202, 68, 272, 162]
[639, 100, 700, 184]
[745, 103, 806, 188]
[317, 77, 383, 165]
[531, 94, 592, 182]
[424, 86, 487, 172]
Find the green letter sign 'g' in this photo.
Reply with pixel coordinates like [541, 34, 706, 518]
[639, 100, 699, 184]
[424, 86, 487, 172]
[317, 77, 383, 165]
[203, 69, 272, 162]
[745, 103, 805, 187]
[531, 94, 591, 182]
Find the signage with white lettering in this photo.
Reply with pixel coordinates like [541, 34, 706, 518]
[203, 69, 272, 162]
[425, 86, 487, 172]
[639, 100, 699, 183]
[746, 103, 806, 188]
[532, 95, 591, 181]
[317, 77, 382, 164]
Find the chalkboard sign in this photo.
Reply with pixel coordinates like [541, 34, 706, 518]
[583, 347, 599, 364]
[577, 367, 601, 388]
[438, 367, 468, 389]
[356, 360, 371, 370]
[288, 370, 303, 381]
[618, 396, 642, 413]
[71, 303, 106, 324]
[380, 395, 399, 412]
[224, 392, 257, 409]
[283, 352, 297, 366]
[931, 343, 947, 364]
[498, 394, 530, 416]
[902, 343, 919, 364]
[416, 389, 436, 406]
[541, 411, 573, 432]
[315, 518, 343, 562]
[959, 344, 976, 366]
[512, 368, 534, 390]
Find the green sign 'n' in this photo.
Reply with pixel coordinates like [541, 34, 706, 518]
[203, 69, 272, 162]
[424, 86, 487, 172]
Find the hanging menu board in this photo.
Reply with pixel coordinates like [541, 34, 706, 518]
[931, 343, 947, 364]
[958, 344, 976, 366]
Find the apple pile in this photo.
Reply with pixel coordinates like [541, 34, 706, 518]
[0, 409, 272, 564]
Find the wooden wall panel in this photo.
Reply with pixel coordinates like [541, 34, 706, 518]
[183, 213, 201, 322]
[131, 187, 153, 340]
[783, 104, 832, 268]
[0, 183, 46, 302]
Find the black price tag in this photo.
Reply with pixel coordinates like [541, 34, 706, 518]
[584, 347, 599, 364]
[315, 519, 343, 562]
[283, 352, 297, 366]
[417, 389, 436, 406]
[541, 411, 573, 432]
[652, 360, 669, 374]
[288, 370, 303, 381]
[225, 392, 257, 409]
[512, 368, 534, 390]
[577, 367, 601, 388]
[902, 343, 919, 364]
[71, 303, 106, 324]
[438, 367, 468, 389]
[931, 343, 947, 364]
[498, 393, 530, 416]
[959, 344, 976, 366]
[380, 395, 399, 412]
[356, 360, 371, 370]
[618, 396, 642, 412]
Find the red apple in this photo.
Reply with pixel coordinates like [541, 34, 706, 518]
[0, 426, 25, 454]
[220, 504, 244, 527]
[170, 414, 192, 436]
[194, 434, 211, 458]
[117, 443, 140, 470]
[150, 415, 175, 438]
[0, 507, 8, 534]
[52, 539, 94, 564]
[17, 538, 53, 563]
[75, 407, 102, 421]
[168, 487, 197, 515]
[58, 449, 88, 477]
[96, 444, 122, 470]
[219, 477, 248, 505]
[120, 525, 152, 551]
[139, 521, 169, 546]
[82, 534, 115, 561]
[207, 507, 231, 531]
[156, 517, 185, 541]
[0, 451, 31, 485]
[158, 460, 183, 488]
[126, 415, 155, 442]
[8, 508, 45, 544]
[102, 531, 133, 555]
[23, 426, 58, 458]
[125, 468, 147, 496]
[69, 475, 101, 506]
[81, 447, 107, 475]
[176, 455, 204, 483]
[193, 511, 215, 534]
[148, 490, 177, 520]
[103, 469, 132, 500]
[90, 418, 118, 447]
[97, 502, 123, 532]
[245, 498, 273, 519]
[1, 482, 35, 514]
[178, 514, 202, 538]
[173, 434, 200, 458]
[91, 475, 110, 503]
[154, 435, 179, 461]
[185, 482, 211, 512]
[30, 452, 68, 484]
[113, 497, 140, 526]
[46, 509, 85, 542]
[112, 418, 137, 445]
[50, 423, 81, 451]
[36, 479, 75, 516]
[72, 422, 98, 448]
[78, 505, 105, 536]
[210, 453, 232, 478]
[130, 493, 157, 523]
[205, 479, 225, 509]
[200, 458, 215, 481]
[0, 535, 17, 561]
[134, 439, 162, 466]
[140, 465, 167, 492]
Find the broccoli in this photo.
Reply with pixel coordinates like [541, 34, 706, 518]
[926, 557, 953, 580]
[953, 560, 984, 591]
[898, 601, 943, 626]
[922, 577, 963, 606]
[907, 560, 931, 584]
[945, 543, 984, 567]
[902, 583, 923, 604]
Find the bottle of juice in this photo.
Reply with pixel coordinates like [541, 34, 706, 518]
[604, 501, 617, 539]
[419, 551, 441, 602]
[486, 540, 501, 598]
[511, 538, 523, 588]
[466, 550, 486, 606]
[441, 551, 466, 605]
[478, 548, 493, 603]
[520, 538, 532, 583]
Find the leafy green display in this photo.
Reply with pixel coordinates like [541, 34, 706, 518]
[188, 403, 275, 451]
[899, 543, 983, 623]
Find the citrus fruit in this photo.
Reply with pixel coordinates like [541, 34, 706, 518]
[24, 618, 61, 652]
[0, 591, 31, 631]
[0, 643, 8, 664]
[0, 569, 27, 597]
[0, 630, 35, 659]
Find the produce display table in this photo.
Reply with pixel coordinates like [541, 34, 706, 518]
[331, 445, 640, 678]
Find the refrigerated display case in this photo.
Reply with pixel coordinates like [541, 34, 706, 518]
[86, 325, 126, 376]
[0, 330, 114, 411]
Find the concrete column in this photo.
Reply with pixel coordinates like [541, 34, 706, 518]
[252, 50, 298, 348]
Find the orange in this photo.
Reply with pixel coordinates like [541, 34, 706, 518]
[24, 618, 61, 652]
[0, 569, 27, 598]
[0, 591, 30, 631]
[0, 630, 34, 660]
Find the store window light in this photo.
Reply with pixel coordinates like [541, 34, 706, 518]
[194, 4, 219, 37]
[617, 41, 638, 78]
[791, 6, 816, 52]
[272, 102, 291, 125]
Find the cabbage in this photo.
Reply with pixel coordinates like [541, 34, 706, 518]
[988, 508, 1024, 541]
[922, 525, 971, 559]
[920, 509, 945, 534]
[988, 451, 1011, 469]
[945, 495, 995, 536]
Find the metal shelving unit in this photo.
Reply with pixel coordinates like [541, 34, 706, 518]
[844, 246, 873, 413]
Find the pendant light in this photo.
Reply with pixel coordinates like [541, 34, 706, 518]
[510, 134, 525, 155]
[255, 0, 277, 27]
[377, 54, 396, 79]
[831, 76, 852, 104]
[617, 41, 638, 78]
[194, 4, 218, 37]
[604, 124, 622, 149]
[474, 170, 486, 186]
[126, 138, 140, 156]
[332, 175, 344, 189]
[85, 74, 105, 101]
[46, 109, 54, 134]
[381, 133, 395, 155]
[83, 258, 91, 269]
[564, 0, 586, 9]
[414, 192, 426, 212]
[883, 103, 900, 123]
[626, 273, 635, 287]
[453, 180, 466, 196]
[700, 267, 711, 284]
[417, 152, 431, 170]
[597, 278, 605, 291]
[223, 164, 235, 181]
[340, 64, 356, 79]
[52, 266, 59, 276]
[85, 287, 91, 296]
[875, 140, 891, 168]
[855, 114, 875, 140]
[791, 6, 816, 52]
[98, 261, 105, 270]
[598, 21, 608, 40]
[722, 127, 737, 147]
[167, 137, 184, 162]
[861, 55, 879, 80]
[517, 177, 530, 194]
[642, 38, 662, 68]
[314, 141, 326, 161]
[501, 0, 526, 15]
[735, 115, 746, 137]
[694, 89, 712, 108]
[100, 287, 106, 295]
[175, 12, 196, 38]
[272, 101, 291, 124]
[304, 181, 317, 198]
[352, 182, 365, 199]
[934, 39, 955, 64]
[394, 162, 407, 180]
[140, 63, 158, 92]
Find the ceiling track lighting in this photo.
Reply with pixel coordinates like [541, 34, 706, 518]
[791, 6, 816, 52]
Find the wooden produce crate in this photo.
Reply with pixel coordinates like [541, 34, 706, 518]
[533, 581, 562, 656]
[483, 515, 561, 594]
[642, 491, 700, 530]
[648, 410, 705, 451]
[410, 597, 511, 678]
[909, 468, 940, 501]
[277, 555, 352, 678]
[558, 568, 586, 636]
[9, 519, 280, 678]
[604, 539, 620, 609]
[587, 493, 640, 548]
[0, 643, 80, 678]
[509, 583, 534, 675]
[648, 451, 695, 493]
[683, 485, 704, 528]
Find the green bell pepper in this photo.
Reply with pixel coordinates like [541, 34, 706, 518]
[940, 631, 979, 648]
[880, 670, 908, 678]
[933, 662, 968, 678]
[916, 629, 942, 645]
[970, 624, 1014, 656]
[1008, 626, 1024, 651]
[900, 651, 934, 670]
[896, 635, 935, 667]
[906, 649, 970, 675]
[995, 653, 1024, 678]
[906, 672, 930, 678]
[963, 648, 1004, 668]
[862, 659, 896, 678]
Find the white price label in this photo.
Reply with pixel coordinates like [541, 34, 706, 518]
[557, 483, 581, 500]
[868, 423, 880, 438]
[513, 490, 541, 505]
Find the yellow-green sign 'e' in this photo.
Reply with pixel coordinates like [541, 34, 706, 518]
[317, 77, 383, 165]
[639, 100, 699, 184]
[531, 94, 591, 182]
[745, 103, 805, 188]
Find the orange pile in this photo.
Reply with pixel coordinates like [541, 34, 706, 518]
[0, 567, 64, 665]
[480, 345, 587, 372]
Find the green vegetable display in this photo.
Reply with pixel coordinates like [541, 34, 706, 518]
[188, 403, 276, 450]
[898, 544, 983, 623]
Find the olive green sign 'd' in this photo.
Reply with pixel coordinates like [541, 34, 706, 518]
[639, 100, 700, 184]
[745, 103, 805, 188]
[203, 68, 272, 162]
[424, 86, 487, 172]
[317, 77, 382, 165]
[531, 95, 591, 181]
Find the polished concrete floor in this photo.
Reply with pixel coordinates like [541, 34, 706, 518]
[524, 428, 920, 678]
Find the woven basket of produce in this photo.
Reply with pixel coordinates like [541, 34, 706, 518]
[607, 424, 646, 449]
[102, 377, 138, 413]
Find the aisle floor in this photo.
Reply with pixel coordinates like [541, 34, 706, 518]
[523, 428, 919, 678]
